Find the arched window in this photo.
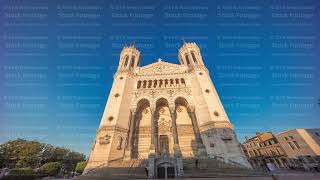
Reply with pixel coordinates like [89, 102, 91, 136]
[130, 56, 135, 67]
[148, 80, 152, 88]
[153, 80, 157, 88]
[159, 79, 163, 88]
[137, 81, 141, 89]
[179, 54, 184, 64]
[175, 79, 179, 86]
[185, 54, 190, 65]
[181, 78, 186, 86]
[124, 56, 129, 67]
[164, 79, 168, 87]
[143, 80, 147, 88]
[191, 51, 198, 64]
[170, 79, 174, 86]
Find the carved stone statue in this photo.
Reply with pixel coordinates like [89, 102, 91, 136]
[99, 134, 111, 145]
[117, 136, 123, 150]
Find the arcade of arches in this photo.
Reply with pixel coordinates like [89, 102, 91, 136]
[125, 97, 204, 159]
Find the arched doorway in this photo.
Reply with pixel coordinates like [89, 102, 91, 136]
[155, 98, 173, 156]
[159, 135, 169, 155]
[174, 97, 197, 157]
[157, 162, 175, 179]
[132, 99, 151, 158]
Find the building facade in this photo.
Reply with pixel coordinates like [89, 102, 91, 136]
[276, 129, 320, 170]
[242, 129, 320, 171]
[84, 42, 251, 178]
[243, 132, 287, 170]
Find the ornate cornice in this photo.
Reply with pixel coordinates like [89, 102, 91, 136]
[114, 70, 135, 78]
[199, 121, 233, 132]
[134, 87, 191, 97]
[97, 125, 129, 134]
[132, 87, 193, 107]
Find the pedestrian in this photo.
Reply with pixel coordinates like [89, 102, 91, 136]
[144, 167, 148, 179]
[195, 159, 199, 169]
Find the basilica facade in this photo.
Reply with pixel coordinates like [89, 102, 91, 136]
[84, 42, 251, 178]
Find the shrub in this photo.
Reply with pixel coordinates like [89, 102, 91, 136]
[39, 162, 61, 176]
[9, 167, 35, 176]
[75, 161, 87, 174]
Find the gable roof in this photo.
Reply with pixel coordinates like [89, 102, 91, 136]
[137, 59, 187, 76]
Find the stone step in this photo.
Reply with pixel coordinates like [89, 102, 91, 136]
[84, 159, 148, 179]
[82, 158, 267, 179]
[184, 166, 269, 178]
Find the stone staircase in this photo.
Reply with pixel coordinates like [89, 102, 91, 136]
[75, 158, 148, 180]
[75, 157, 270, 179]
[183, 157, 270, 178]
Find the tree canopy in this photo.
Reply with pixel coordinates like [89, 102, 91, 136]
[0, 139, 86, 172]
[75, 161, 87, 174]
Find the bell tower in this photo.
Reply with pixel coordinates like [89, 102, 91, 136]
[85, 45, 140, 173]
[178, 42, 250, 166]
[178, 42, 204, 68]
[118, 44, 140, 71]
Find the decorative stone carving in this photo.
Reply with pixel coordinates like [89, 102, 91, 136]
[158, 117, 172, 134]
[167, 89, 174, 97]
[138, 61, 187, 75]
[117, 136, 123, 150]
[149, 90, 156, 97]
[99, 134, 111, 145]
[97, 125, 129, 134]
[160, 108, 165, 113]
[132, 87, 192, 106]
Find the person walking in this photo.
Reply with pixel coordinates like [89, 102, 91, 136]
[144, 163, 149, 179]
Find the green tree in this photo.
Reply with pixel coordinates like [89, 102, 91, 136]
[75, 161, 87, 174]
[0, 139, 86, 173]
[39, 162, 61, 176]
[0, 139, 43, 168]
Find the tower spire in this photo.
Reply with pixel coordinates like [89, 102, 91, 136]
[130, 41, 136, 47]
[181, 38, 187, 44]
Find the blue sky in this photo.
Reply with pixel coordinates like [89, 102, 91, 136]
[1, 0, 319, 156]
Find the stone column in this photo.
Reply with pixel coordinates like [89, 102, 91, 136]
[170, 105, 184, 177]
[188, 105, 207, 158]
[169, 106, 181, 155]
[148, 107, 156, 178]
[149, 107, 156, 154]
[124, 109, 136, 160]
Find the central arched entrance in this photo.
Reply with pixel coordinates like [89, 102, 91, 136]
[159, 135, 169, 156]
[155, 98, 173, 156]
[157, 162, 175, 179]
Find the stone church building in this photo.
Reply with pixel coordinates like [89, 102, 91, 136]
[84, 42, 251, 178]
